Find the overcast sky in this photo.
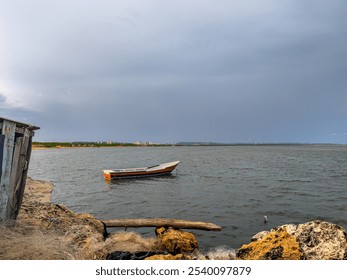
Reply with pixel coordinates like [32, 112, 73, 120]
[1, 0, 346, 143]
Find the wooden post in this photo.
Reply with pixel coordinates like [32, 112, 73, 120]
[0, 120, 16, 223]
[7, 129, 32, 220]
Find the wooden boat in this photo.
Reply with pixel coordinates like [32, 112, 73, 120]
[103, 161, 180, 180]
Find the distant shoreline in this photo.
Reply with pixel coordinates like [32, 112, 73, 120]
[32, 142, 347, 150]
[32, 142, 173, 150]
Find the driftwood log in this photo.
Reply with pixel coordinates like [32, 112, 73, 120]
[102, 218, 222, 231]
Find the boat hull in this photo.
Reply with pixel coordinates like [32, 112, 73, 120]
[103, 161, 180, 180]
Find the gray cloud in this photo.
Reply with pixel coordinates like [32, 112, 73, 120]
[1, 0, 347, 143]
[0, 93, 6, 106]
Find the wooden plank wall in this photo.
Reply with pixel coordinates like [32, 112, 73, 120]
[7, 129, 32, 220]
[0, 120, 16, 223]
[0, 135, 5, 179]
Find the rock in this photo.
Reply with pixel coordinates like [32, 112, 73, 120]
[155, 227, 198, 254]
[251, 230, 269, 241]
[238, 220, 347, 260]
[282, 220, 347, 260]
[237, 228, 305, 260]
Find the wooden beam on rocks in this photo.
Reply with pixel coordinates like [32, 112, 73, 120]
[102, 218, 222, 231]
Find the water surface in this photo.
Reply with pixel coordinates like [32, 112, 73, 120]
[28, 145, 347, 249]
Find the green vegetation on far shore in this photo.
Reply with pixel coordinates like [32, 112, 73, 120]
[32, 141, 345, 149]
[32, 141, 172, 148]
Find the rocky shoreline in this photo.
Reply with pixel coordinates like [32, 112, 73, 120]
[0, 178, 346, 260]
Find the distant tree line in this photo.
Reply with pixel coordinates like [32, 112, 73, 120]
[32, 142, 171, 148]
[32, 142, 330, 148]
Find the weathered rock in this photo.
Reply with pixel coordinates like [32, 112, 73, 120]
[237, 228, 305, 260]
[238, 220, 347, 260]
[155, 227, 198, 254]
[251, 230, 269, 241]
[281, 220, 347, 260]
[145, 253, 192, 260]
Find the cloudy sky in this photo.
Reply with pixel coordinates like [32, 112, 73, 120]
[1, 0, 346, 143]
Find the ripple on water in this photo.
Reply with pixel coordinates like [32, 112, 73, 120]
[29, 145, 347, 249]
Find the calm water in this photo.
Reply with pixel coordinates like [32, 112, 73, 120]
[28, 145, 347, 250]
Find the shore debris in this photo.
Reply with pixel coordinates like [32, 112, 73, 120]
[103, 218, 222, 231]
[2, 177, 346, 260]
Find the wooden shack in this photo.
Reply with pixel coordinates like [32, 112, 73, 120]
[0, 117, 39, 225]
